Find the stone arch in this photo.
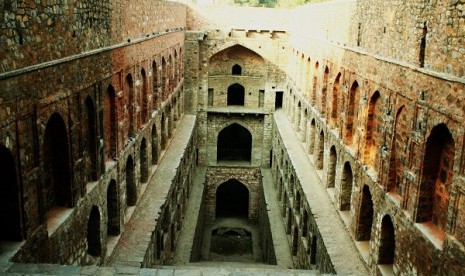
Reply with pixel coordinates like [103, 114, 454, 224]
[140, 138, 148, 183]
[387, 105, 409, 194]
[364, 91, 381, 169]
[232, 64, 242, 75]
[302, 209, 308, 237]
[346, 81, 359, 145]
[85, 96, 98, 182]
[125, 73, 135, 138]
[87, 205, 101, 256]
[308, 119, 316, 154]
[302, 109, 308, 141]
[356, 185, 374, 241]
[161, 57, 167, 100]
[330, 73, 341, 126]
[215, 179, 249, 219]
[217, 123, 252, 162]
[378, 215, 395, 265]
[321, 66, 329, 114]
[151, 124, 158, 165]
[312, 61, 319, 104]
[340, 161, 353, 211]
[107, 179, 120, 236]
[327, 146, 337, 188]
[292, 226, 299, 256]
[152, 60, 159, 108]
[125, 155, 137, 207]
[416, 123, 454, 231]
[0, 145, 23, 241]
[104, 85, 117, 160]
[161, 112, 167, 150]
[227, 83, 245, 106]
[296, 101, 301, 129]
[43, 112, 73, 211]
[310, 234, 318, 264]
[141, 68, 149, 124]
[315, 130, 324, 170]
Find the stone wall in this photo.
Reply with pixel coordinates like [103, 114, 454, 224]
[284, 0, 465, 274]
[0, 0, 186, 72]
[184, 29, 288, 167]
[1, 0, 188, 266]
[204, 167, 262, 224]
[143, 125, 197, 266]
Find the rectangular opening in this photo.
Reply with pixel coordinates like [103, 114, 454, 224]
[259, 90, 265, 108]
[208, 88, 214, 106]
[275, 91, 283, 109]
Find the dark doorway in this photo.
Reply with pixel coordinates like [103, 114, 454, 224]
[217, 123, 252, 162]
[356, 185, 374, 241]
[227, 83, 245, 106]
[87, 206, 101, 256]
[107, 180, 120, 236]
[232, 64, 242, 75]
[85, 96, 98, 182]
[43, 113, 73, 210]
[275, 91, 283, 109]
[126, 155, 137, 207]
[216, 179, 249, 218]
[0, 145, 22, 241]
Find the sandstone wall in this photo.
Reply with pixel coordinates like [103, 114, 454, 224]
[285, 0, 465, 274]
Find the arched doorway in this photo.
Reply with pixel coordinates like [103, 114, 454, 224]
[0, 145, 22, 241]
[107, 180, 120, 236]
[140, 139, 148, 183]
[378, 215, 395, 265]
[85, 96, 98, 182]
[227, 83, 245, 106]
[125, 155, 136, 207]
[87, 206, 101, 256]
[356, 185, 374, 241]
[216, 179, 249, 219]
[43, 113, 73, 210]
[217, 123, 252, 162]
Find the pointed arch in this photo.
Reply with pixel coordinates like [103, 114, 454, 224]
[125, 74, 135, 138]
[140, 139, 148, 183]
[107, 179, 120, 236]
[356, 185, 374, 241]
[328, 146, 337, 188]
[152, 60, 159, 108]
[217, 123, 252, 162]
[378, 215, 395, 265]
[330, 73, 341, 126]
[417, 124, 454, 230]
[346, 81, 359, 145]
[151, 124, 158, 165]
[216, 179, 249, 219]
[141, 68, 149, 124]
[87, 206, 101, 256]
[125, 155, 137, 207]
[316, 130, 325, 170]
[227, 83, 245, 106]
[321, 66, 329, 115]
[364, 91, 381, 169]
[85, 96, 98, 181]
[340, 162, 353, 211]
[232, 64, 242, 75]
[104, 85, 117, 160]
[43, 113, 73, 210]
